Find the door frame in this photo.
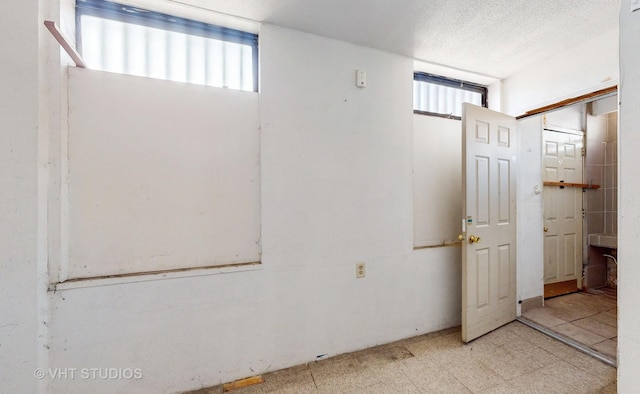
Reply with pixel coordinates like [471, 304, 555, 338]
[516, 87, 617, 309]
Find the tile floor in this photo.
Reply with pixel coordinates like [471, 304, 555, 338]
[522, 292, 617, 360]
[186, 321, 616, 394]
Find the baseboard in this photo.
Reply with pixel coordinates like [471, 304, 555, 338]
[520, 296, 544, 313]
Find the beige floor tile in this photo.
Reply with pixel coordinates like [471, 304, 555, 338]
[563, 350, 617, 387]
[600, 382, 617, 393]
[480, 322, 526, 346]
[403, 336, 436, 358]
[572, 317, 618, 338]
[421, 340, 488, 368]
[552, 323, 607, 346]
[314, 372, 372, 394]
[546, 293, 613, 312]
[314, 365, 402, 394]
[353, 344, 413, 372]
[591, 311, 617, 327]
[265, 382, 316, 394]
[447, 359, 505, 392]
[188, 321, 616, 394]
[548, 304, 601, 322]
[509, 360, 609, 393]
[309, 355, 359, 383]
[523, 306, 569, 327]
[404, 331, 472, 366]
[512, 324, 581, 360]
[544, 293, 611, 322]
[475, 381, 519, 394]
[354, 374, 421, 394]
[581, 294, 617, 311]
[477, 339, 555, 381]
[356, 362, 407, 387]
[261, 365, 316, 393]
[400, 358, 471, 393]
[592, 339, 617, 358]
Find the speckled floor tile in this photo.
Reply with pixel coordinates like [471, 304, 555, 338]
[572, 316, 617, 338]
[184, 321, 616, 394]
[509, 360, 610, 393]
[522, 307, 569, 327]
[553, 323, 607, 346]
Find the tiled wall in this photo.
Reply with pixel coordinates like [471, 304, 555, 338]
[584, 110, 618, 289]
[604, 112, 618, 287]
[586, 114, 606, 235]
[604, 112, 618, 235]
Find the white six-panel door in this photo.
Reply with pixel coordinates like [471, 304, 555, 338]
[542, 129, 584, 297]
[462, 103, 517, 343]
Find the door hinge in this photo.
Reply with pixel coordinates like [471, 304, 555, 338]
[581, 147, 586, 157]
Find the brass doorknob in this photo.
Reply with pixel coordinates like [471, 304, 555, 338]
[458, 234, 464, 241]
[469, 235, 481, 243]
[544, 227, 549, 232]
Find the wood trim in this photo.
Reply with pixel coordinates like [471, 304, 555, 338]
[544, 280, 578, 299]
[517, 85, 618, 119]
[223, 376, 263, 392]
[44, 20, 87, 68]
[413, 241, 463, 250]
[58, 261, 262, 284]
[543, 181, 600, 190]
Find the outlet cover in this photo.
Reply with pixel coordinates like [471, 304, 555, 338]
[356, 263, 365, 278]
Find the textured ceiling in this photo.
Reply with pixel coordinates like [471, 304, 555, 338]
[164, 0, 619, 79]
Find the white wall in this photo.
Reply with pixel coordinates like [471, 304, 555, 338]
[502, 27, 619, 116]
[66, 68, 261, 278]
[618, 1, 640, 390]
[413, 116, 461, 247]
[0, 0, 40, 392]
[48, 24, 462, 393]
[515, 115, 544, 309]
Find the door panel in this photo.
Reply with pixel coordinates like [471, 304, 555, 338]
[462, 103, 517, 343]
[542, 130, 583, 297]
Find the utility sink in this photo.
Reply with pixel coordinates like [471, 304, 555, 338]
[588, 233, 618, 249]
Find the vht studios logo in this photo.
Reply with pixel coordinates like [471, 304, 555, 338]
[34, 368, 143, 380]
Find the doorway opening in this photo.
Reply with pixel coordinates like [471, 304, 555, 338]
[522, 96, 618, 365]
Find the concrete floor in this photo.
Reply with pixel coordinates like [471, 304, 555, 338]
[186, 321, 616, 393]
[522, 292, 617, 360]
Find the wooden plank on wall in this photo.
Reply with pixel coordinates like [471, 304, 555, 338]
[517, 86, 618, 119]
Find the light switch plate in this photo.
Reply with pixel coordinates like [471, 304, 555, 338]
[356, 70, 366, 88]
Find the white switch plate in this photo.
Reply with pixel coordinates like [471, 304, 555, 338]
[356, 70, 366, 88]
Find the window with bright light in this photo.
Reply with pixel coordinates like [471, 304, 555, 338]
[413, 72, 487, 119]
[76, 0, 259, 92]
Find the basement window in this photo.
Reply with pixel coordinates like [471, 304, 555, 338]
[413, 72, 487, 120]
[76, 0, 259, 92]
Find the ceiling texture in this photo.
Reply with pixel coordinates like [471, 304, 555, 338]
[165, 0, 619, 80]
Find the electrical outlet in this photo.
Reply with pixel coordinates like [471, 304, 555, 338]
[356, 263, 365, 278]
